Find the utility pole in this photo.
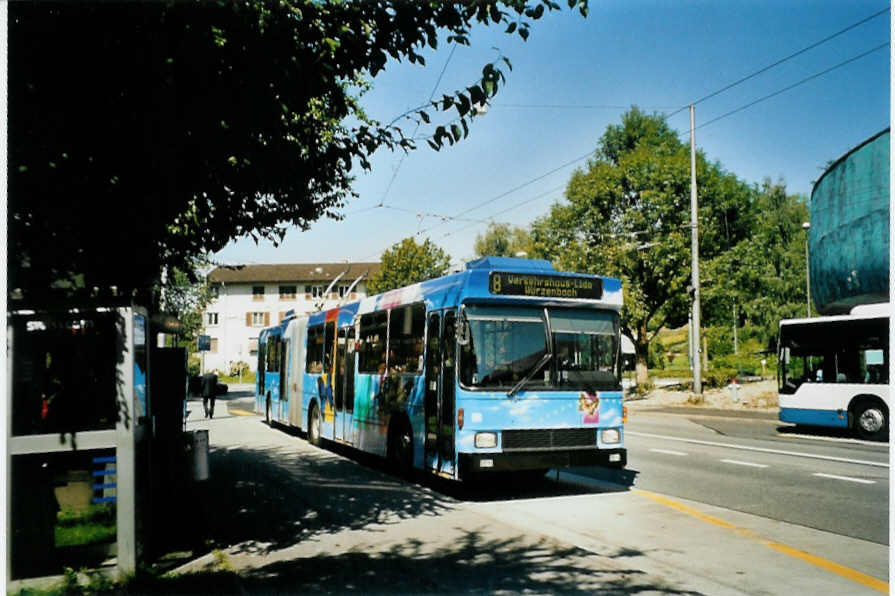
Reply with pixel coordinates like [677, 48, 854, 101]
[733, 301, 738, 355]
[689, 105, 703, 395]
[802, 221, 811, 317]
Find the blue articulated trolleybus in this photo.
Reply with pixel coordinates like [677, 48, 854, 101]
[256, 257, 627, 480]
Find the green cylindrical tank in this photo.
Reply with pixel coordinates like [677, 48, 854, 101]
[810, 129, 889, 314]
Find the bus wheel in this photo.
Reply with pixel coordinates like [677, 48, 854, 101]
[853, 399, 888, 441]
[308, 403, 322, 446]
[389, 419, 414, 477]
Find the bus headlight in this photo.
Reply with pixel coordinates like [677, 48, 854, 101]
[601, 429, 621, 444]
[475, 432, 498, 448]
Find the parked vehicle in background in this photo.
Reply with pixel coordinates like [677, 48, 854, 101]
[778, 303, 889, 440]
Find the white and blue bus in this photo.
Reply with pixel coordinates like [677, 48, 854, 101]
[256, 257, 626, 480]
[778, 303, 889, 441]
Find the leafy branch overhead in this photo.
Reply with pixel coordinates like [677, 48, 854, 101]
[9, 0, 587, 305]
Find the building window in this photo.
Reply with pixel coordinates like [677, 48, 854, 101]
[252, 286, 265, 301]
[305, 285, 326, 299]
[210, 338, 219, 353]
[205, 312, 219, 326]
[279, 285, 297, 300]
[248, 338, 259, 355]
[246, 312, 270, 327]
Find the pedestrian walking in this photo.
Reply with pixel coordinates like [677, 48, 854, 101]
[202, 372, 218, 418]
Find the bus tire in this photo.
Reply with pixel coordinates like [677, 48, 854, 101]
[388, 417, 414, 477]
[852, 397, 888, 441]
[308, 402, 322, 447]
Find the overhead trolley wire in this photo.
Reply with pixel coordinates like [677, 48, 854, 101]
[694, 41, 889, 131]
[665, 5, 890, 119]
[361, 6, 889, 259]
[447, 39, 890, 239]
[376, 42, 459, 207]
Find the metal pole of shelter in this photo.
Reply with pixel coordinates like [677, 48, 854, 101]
[689, 105, 703, 395]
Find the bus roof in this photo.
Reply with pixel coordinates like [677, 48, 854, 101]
[780, 302, 889, 327]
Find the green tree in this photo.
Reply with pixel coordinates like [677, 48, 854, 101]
[703, 180, 810, 350]
[473, 222, 532, 257]
[155, 261, 217, 351]
[529, 107, 755, 386]
[9, 0, 587, 307]
[368, 238, 451, 294]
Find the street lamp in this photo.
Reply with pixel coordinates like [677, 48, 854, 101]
[802, 222, 811, 317]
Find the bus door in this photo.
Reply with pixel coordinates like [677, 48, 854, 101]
[279, 336, 289, 421]
[333, 326, 353, 443]
[257, 332, 267, 398]
[321, 320, 336, 437]
[424, 310, 457, 475]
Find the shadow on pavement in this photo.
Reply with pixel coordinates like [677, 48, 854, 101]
[184, 444, 455, 556]
[140, 531, 704, 595]
[141, 427, 691, 595]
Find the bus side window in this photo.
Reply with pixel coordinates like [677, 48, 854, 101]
[306, 325, 324, 374]
[358, 312, 387, 374]
[323, 322, 335, 374]
[387, 303, 425, 374]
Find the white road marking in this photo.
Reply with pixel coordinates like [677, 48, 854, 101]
[721, 459, 768, 468]
[649, 448, 688, 456]
[626, 431, 889, 468]
[812, 473, 876, 485]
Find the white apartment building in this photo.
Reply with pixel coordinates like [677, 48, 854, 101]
[200, 262, 380, 373]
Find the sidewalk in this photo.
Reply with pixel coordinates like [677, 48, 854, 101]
[151, 408, 888, 595]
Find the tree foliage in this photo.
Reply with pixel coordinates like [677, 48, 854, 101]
[473, 223, 532, 257]
[156, 261, 218, 350]
[9, 0, 587, 306]
[368, 238, 451, 294]
[702, 180, 810, 348]
[528, 107, 755, 384]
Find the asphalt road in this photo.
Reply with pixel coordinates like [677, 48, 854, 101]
[582, 409, 890, 545]
[191, 395, 889, 595]
[223, 393, 890, 544]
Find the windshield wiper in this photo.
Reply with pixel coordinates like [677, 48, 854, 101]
[507, 352, 552, 398]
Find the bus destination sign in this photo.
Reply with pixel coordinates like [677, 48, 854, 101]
[489, 272, 603, 299]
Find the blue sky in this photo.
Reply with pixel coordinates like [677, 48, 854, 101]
[214, 0, 890, 268]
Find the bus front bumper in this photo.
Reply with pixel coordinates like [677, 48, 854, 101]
[459, 448, 626, 476]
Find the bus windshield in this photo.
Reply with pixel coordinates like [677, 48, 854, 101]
[459, 305, 620, 392]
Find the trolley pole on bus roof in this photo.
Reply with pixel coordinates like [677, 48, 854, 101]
[689, 105, 703, 395]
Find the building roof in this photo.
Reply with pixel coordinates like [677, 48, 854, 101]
[208, 262, 381, 284]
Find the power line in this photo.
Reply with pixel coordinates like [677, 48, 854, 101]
[665, 6, 890, 120]
[695, 41, 888, 131]
[413, 149, 596, 238]
[378, 42, 459, 206]
[441, 185, 565, 239]
[495, 103, 679, 110]
[433, 41, 889, 245]
[359, 8, 889, 260]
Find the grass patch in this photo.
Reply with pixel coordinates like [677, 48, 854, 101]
[218, 372, 256, 385]
[55, 505, 116, 548]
